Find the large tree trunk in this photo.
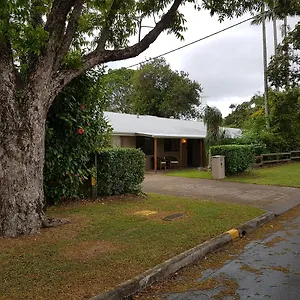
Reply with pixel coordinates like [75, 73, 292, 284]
[0, 40, 47, 237]
[0, 91, 47, 237]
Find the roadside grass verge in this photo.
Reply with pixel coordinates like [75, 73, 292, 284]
[224, 162, 300, 187]
[0, 194, 263, 300]
[167, 163, 300, 188]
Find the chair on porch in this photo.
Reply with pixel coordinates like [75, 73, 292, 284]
[165, 156, 179, 169]
[151, 157, 167, 170]
[159, 157, 167, 170]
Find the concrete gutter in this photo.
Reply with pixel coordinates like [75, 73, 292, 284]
[91, 212, 275, 300]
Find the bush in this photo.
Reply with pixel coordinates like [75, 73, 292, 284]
[210, 145, 254, 174]
[44, 72, 112, 206]
[97, 148, 145, 196]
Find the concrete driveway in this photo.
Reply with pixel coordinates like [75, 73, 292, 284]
[142, 174, 300, 214]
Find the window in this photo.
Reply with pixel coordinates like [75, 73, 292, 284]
[164, 139, 180, 152]
[136, 136, 154, 155]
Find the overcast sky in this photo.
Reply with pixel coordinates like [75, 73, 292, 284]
[109, 4, 299, 117]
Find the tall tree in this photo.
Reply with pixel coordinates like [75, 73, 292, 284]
[131, 57, 202, 119]
[251, 2, 279, 55]
[203, 106, 223, 140]
[261, 3, 270, 127]
[101, 68, 135, 113]
[267, 2, 300, 89]
[224, 95, 264, 128]
[0, 0, 197, 237]
[0, 0, 278, 237]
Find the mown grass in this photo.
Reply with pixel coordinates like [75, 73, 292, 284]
[167, 169, 212, 179]
[167, 163, 300, 188]
[0, 194, 263, 300]
[225, 162, 300, 187]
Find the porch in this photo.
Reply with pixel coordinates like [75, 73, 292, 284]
[134, 136, 206, 172]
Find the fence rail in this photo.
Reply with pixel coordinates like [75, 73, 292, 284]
[253, 150, 300, 167]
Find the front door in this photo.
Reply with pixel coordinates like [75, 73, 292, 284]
[187, 139, 201, 167]
[187, 139, 194, 167]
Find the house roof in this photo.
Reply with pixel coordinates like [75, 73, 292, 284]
[104, 111, 241, 139]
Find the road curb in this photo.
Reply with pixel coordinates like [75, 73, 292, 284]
[91, 212, 275, 300]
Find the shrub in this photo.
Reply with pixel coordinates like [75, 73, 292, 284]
[44, 72, 112, 206]
[210, 145, 254, 174]
[96, 148, 145, 196]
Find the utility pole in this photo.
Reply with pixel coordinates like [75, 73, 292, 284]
[262, 3, 270, 129]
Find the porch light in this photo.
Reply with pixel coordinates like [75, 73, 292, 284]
[181, 138, 187, 144]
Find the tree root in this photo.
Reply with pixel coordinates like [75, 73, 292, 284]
[42, 217, 71, 228]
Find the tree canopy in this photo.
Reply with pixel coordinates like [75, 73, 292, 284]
[224, 94, 264, 128]
[101, 67, 135, 113]
[102, 58, 202, 119]
[132, 58, 202, 119]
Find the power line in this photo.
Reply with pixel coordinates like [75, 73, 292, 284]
[125, 13, 266, 69]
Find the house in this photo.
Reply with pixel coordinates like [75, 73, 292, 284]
[104, 111, 241, 171]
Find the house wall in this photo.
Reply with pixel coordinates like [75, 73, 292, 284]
[111, 136, 121, 147]
[111, 135, 152, 170]
[121, 136, 136, 148]
[111, 135, 193, 170]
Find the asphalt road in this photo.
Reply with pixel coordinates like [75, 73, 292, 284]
[143, 174, 300, 214]
[136, 208, 300, 300]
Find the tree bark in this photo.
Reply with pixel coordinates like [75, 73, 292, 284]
[0, 38, 47, 237]
[0, 89, 47, 236]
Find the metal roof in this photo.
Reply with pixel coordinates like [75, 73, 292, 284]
[104, 112, 241, 139]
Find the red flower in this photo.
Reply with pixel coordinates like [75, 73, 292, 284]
[81, 104, 86, 110]
[74, 173, 78, 177]
[81, 177, 85, 182]
[77, 128, 84, 135]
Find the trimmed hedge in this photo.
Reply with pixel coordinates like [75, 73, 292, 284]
[96, 148, 145, 196]
[210, 145, 254, 174]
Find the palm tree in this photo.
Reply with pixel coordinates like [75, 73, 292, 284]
[203, 105, 223, 167]
[251, 1, 279, 55]
[203, 106, 223, 140]
[261, 3, 270, 128]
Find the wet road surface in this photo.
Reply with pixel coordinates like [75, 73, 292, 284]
[136, 207, 300, 300]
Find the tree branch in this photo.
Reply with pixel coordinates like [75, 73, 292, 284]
[53, 0, 84, 71]
[27, 0, 47, 75]
[27, 0, 77, 94]
[51, 0, 184, 98]
[45, 0, 75, 43]
[33, 0, 76, 76]
[95, 0, 122, 52]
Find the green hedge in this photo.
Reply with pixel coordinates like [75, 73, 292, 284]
[210, 145, 254, 174]
[96, 148, 145, 196]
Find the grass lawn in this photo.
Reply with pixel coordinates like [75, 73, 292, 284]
[167, 163, 300, 188]
[0, 194, 263, 300]
[167, 169, 212, 179]
[225, 162, 300, 187]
